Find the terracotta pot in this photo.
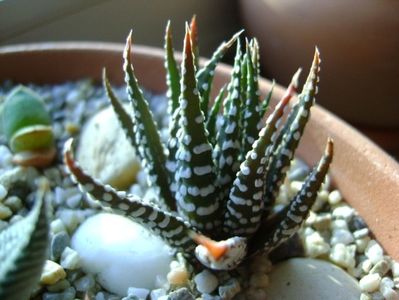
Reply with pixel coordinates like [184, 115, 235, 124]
[0, 42, 398, 260]
[238, 0, 399, 154]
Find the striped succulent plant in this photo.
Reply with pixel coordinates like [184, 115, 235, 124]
[64, 19, 334, 271]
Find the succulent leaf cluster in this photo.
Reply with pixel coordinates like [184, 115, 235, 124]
[64, 18, 334, 271]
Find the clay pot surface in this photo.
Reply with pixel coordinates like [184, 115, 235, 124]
[239, 0, 399, 152]
[0, 42, 398, 259]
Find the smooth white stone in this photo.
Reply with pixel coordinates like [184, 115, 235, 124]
[359, 273, 381, 293]
[265, 258, 360, 300]
[77, 104, 141, 190]
[328, 190, 343, 205]
[71, 213, 173, 296]
[194, 270, 219, 294]
[365, 240, 384, 264]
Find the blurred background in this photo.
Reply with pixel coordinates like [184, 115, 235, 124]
[0, 0, 398, 157]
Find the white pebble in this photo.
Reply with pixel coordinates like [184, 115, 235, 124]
[150, 288, 167, 300]
[391, 261, 399, 278]
[356, 237, 371, 253]
[371, 291, 385, 300]
[360, 293, 372, 300]
[328, 190, 343, 205]
[127, 287, 150, 299]
[305, 231, 330, 258]
[381, 288, 399, 300]
[331, 229, 354, 245]
[380, 277, 395, 291]
[71, 213, 172, 296]
[194, 270, 218, 294]
[329, 243, 356, 269]
[60, 247, 81, 270]
[332, 205, 354, 221]
[290, 181, 304, 194]
[359, 273, 381, 293]
[365, 240, 384, 264]
[361, 259, 374, 273]
[50, 219, 67, 234]
[331, 219, 349, 230]
[394, 277, 399, 289]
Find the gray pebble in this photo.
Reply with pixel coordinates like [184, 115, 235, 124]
[66, 270, 83, 282]
[218, 278, 241, 300]
[370, 291, 384, 300]
[73, 274, 95, 292]
[167, 287, 195, 300]
[46, 279, 71, 293]
[202, 294, 222, 300]
[66, 193, 82, 209]
[43, 287, 76, 300]
[51, 232, 70, 261]
[288, 166, 309, 181]
[348, 215, 367, 231]
[331, 229, 354, 245]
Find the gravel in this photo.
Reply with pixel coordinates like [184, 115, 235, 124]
[1, 80, 398, 300]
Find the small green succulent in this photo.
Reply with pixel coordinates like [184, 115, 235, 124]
[0, 86, 56, 167]
[0, 179, 50, 300]
[64, 18, 333, 271]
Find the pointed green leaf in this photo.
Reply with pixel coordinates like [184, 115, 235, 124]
[250, 38, 260, 78]
[205, 84, 226, 146]
[242, 40, 262, 155]
[215, 40, 242, 200]
[260, 139, 333, 253]
[264, 50, 320, 214]
[103, 69, 137, 150]
[123, 32, 176, 211]
[223, 91, 292, 237]
[0, 180, 49, 300]
[174, 27, 221, 236]
[267, 68, 302, 151]
[258, 80, 275, 119]
[164, 21, 182, 191]
[190, 15, 200, 71]
[164, 20, 181, 115]
[63, 139, 197, 260]
[196, 30, 243, 117]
